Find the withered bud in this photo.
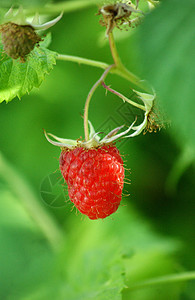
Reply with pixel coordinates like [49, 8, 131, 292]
[144, 107, 165, 135]
[0, 22, 42, 62]
[98, 2, 142, 36]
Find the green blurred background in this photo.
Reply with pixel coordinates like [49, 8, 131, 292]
[0, 0, 194, 299]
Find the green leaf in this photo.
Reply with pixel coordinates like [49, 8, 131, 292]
[0, 33, 57, 103]
[138, 0, 195, 148]
[39, 32, 52, 48]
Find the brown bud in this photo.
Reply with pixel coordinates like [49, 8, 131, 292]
[98, 2, 142, 36]
[0, 22, 42, 62]
[144, 108, 165, 135]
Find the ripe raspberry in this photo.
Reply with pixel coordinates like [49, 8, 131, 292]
[59, 145, 124, 220]
[44, 120, 135, 219]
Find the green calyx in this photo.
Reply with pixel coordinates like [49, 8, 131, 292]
[44, 120, 136, 150]
[44, 90, 158, 150]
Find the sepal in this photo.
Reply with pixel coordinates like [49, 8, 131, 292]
[1, 6, 63, 30]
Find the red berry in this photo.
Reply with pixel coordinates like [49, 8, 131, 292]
[59, 145, 124, 220]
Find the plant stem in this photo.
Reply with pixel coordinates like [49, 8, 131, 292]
[108, 32, 122, 67]
[84, 65, 115, 141]
[128, 271, 195, 291]
[101, 82, 146, 111]
[57, 54, 149, 92]
[108, 32, 150, 92]
[0, 151, 63, 252]
[57, 54, 108, 70]
[23, 0, 149, 92]
[116, 65, 150, 92]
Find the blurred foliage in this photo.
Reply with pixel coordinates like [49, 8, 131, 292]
[0, 189, 183, 299]
[0, 0, 51, 9]
[138, 0, 195, 149]
[0, 0, 194, 299]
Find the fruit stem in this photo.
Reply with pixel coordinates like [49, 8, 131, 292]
[127, 271, 195, 291]
[84, 64, 115, 141]
[0, 151, 63, 252]
[101, 82, 146, 111]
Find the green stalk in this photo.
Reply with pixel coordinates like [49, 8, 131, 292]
[116, 65, 150, 93]
[108, 32, 123, 67]
[57, 54, 149, 92]
[84, 65, 115, 141]
[108, 32, 150, 92]
[0, 151, 63, 252]
[57, 54, 108, 70]
[101, 82, 146, 111]
[128, 271, 195, 291]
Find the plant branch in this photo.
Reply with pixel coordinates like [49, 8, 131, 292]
[0, 151, 63, 252]
[101, 82, 146, 111]
[84, 65, 115, 141]
[116, 65, 150, 92]
[108, 32, 150, 92]
[57, 53, 149, 92]
[108, 32, 122, 67]
[57, 54, 108, 70]
[128, 271, 195, 291]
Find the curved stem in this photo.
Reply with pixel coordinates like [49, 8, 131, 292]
[84, 65, 115, 141]
[101, 82, 146, 111]
[57, 53, 149, 92]
[0, 151, 63, 252]
[57, 36, 147, 91]
[128, 271, 195, 291]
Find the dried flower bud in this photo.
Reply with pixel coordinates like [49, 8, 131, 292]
[144, 106, 165, 134]
[0, 22, 42, 62]
[0, 6, 63, 62]
[98, 2, 142, 36]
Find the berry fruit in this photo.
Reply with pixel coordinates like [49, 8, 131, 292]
[0, 7, 63, 61]
[59, 145, 124, 220]
[0, 22, 42, 61]
[45, 120, 135, 220]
